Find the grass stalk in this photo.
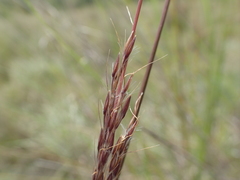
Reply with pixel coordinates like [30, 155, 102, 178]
[135, 0, 171, 117]
[93, 0, 171, 179]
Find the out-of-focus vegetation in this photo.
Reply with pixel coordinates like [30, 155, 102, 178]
[0, 0, 239, 179]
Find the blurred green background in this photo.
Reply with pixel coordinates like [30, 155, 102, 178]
[0, 0, 240, 179]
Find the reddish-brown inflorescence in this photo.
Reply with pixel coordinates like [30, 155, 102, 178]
[93, 0, 170, 179]
[92, 1, 143, 180]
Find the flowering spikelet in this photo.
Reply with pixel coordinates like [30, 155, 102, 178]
[92, 1, 143, 180]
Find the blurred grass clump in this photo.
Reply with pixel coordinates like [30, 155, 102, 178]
[0, 0, 240, 180]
